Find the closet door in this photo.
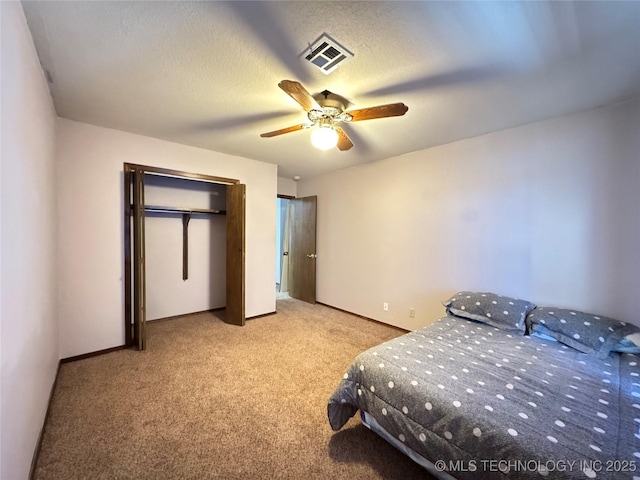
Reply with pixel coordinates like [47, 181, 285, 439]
[133, 169, 147, 350]
[226, 183, 246, 326]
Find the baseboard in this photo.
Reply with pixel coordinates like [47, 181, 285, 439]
[316, 302, 410, 333]
[147, 307, 225, 323]
[247, 310, 276, 320]
[29, 360, 61, 480]
[61, 345, 126, 363]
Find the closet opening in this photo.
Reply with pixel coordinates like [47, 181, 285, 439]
[124, 163, 246, 351]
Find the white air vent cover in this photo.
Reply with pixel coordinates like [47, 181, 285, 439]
[303, 34, 354, 75]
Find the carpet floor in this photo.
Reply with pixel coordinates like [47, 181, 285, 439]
[34, 296, 433, 479]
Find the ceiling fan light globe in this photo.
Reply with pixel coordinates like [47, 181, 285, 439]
[311, 126, 339, 150]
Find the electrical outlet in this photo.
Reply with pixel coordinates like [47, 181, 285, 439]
[383, 302, 389, 311]
[409, 308, 415, 318]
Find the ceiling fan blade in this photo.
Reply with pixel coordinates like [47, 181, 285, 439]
[335, 127, 354, 151]
[347, 103, 409, 122]
[260, 124, 307, 138]
[279, 80, 320, 112]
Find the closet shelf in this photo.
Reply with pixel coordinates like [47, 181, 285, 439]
[141, 205, 226, 215]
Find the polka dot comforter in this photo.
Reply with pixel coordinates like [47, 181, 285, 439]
[328, 315, 640, 479]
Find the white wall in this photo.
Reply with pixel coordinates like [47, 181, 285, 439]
[144, 176, 227, 320]
[56, 119, 277, 358]
[1, 2, 59, 478]
[298, 98, 640, 330]
[277, 176, 297, 197]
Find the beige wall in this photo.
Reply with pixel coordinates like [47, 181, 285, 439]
[1, 2, 59, 478]
[56, 119, 277, 358]
[277, 176, 298, 197]
[298, 98, 640, 330]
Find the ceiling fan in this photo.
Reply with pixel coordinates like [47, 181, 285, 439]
[260, 80, 409, 151]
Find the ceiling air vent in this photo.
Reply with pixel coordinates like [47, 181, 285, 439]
[303, 34, 354, 75]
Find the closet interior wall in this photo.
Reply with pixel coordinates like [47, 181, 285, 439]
[144, 174, 227, 320]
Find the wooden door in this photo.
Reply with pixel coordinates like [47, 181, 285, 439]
[226, 183, 246, 326]
[288, 196, 317, 304]
[132, 169, 147, 350]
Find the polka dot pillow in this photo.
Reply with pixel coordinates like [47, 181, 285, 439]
[526, 307, 640, 359]
[443, 291, 536, 333]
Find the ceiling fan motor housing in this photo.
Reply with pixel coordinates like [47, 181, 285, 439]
[309, 90, 353, 125]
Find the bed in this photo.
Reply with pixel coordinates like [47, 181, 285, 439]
[328, 292, 640, 479]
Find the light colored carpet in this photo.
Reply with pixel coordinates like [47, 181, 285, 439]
[35, 296, 432, 479]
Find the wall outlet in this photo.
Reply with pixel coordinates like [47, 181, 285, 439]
[409, 308, 415, 318]
[383, 302, 389, 311]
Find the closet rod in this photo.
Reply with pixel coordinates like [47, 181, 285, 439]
[139, 205, 226, 215]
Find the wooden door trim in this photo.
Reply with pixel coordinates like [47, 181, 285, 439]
[125, 163, 239, 184]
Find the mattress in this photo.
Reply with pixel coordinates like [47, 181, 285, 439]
[328, 315, 640, 479]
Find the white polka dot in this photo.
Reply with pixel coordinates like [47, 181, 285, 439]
[357, 389, 362, 396]
[593, 427, 605, 433]
[475, 301, 481, 305]
[573, 333, 580, 340]
[584, 467, 597, 478]
[560, 319, 566, 324]
[561, 407, 571, 412]
[370, 385, 375, 392]
[589, 445, 601, 452]
[402, 406, 409, 414]
[634, 452, 640, 459]
[599, 399, 609, 405]
[519, 412, 528, 419]
[584, 321, 591, 326]
[492, 300, 497, 304]
[570, 311, 577, 315]
[547, 435, 558, 443]
[382, 408, 387, 416]
[343, 373, 348, 379]
[506, 383, 514, 390]
[419, 433, 427, 441]
[437, 384, 445, 389]
[507, 428, 518, 436]
[473, 427, 482, 437]
[485, 405, 494, 412]
[444, 431, 453, 440]
[425, 402, 432, 410]
[555, 420, 565, 427]
[466, 388, 474, 394]
[388, 381, 394, 389]
[503, 310, 509, 315]
[399, 434, 406, 442]
[535, 391, 544, 397]
[477, 381, 485, 386]
[528, 402, 537, 408]
[359, 365, 365, 371]
[496, 394, 505, 400]
[597, 412, 608, 419]
[599, 337, 605, 342]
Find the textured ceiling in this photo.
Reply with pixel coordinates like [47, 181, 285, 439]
[22, 1, 640, 179]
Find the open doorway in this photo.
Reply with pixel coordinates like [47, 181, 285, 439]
[276, 196, 292, 293]
[275, 195, 317, 303]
